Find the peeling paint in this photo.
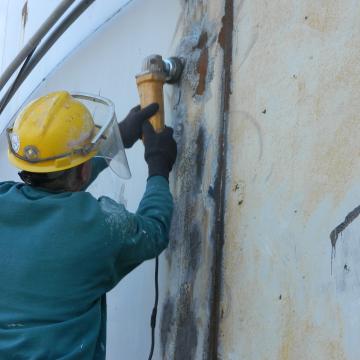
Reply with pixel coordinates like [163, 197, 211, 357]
[194, 32, 208, 95]
[175, 20, 216, 101]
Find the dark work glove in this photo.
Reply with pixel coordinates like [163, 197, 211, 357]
[119, 103, 159, 148]
[142, 121, 177, 180]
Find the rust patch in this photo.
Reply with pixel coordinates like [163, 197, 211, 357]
[217, 16, 226, 49]
[195, 31, 208, 50]
[22, 1, 28, 29]
[208, 0, 234, 358]
[194, 32, 209, 95]
[217, 0, 233, 112]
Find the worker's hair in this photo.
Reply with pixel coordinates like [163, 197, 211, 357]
[18, 165, 83, 192]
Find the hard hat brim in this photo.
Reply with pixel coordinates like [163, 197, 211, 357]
[7, 149, 96, 173]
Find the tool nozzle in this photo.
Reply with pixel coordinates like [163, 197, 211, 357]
[141, 55, 184, 84]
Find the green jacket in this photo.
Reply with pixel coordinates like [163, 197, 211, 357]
[0, 161, 173, 359]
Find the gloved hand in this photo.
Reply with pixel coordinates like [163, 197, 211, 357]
[119, 103, 159, 148]
[142, 121, 177, 180]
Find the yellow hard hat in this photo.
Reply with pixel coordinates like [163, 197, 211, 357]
[7, 91, 97, 173]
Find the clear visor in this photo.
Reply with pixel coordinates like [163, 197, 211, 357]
[72, 93, 131, 179]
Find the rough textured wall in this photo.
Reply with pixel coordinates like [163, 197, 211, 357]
[160, 0, 232, 359]
[220, 0, 360, 359]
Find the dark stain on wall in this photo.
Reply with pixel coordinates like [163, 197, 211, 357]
[330, 204, 360, 274]
[161, 115, 205, 358]
[161, 297, 175, 359]
[189, 223, 202, 273]
[173, 284, 198, 360]
[208, 0, 234, 358]
[195, 126, 205, 188]
[162, 189, 202, 358]
[330, 205, 360, 249]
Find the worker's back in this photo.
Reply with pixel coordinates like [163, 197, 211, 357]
[0, 176, 173, 359]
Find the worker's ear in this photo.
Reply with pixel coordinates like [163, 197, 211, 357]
[78, 160, 92, 186]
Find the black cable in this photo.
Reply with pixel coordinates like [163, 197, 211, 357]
[0, 0, 76, 92]
[0, 0, 96, 115]
[148, 256, 159, 360]
[0, 48, 36, 115]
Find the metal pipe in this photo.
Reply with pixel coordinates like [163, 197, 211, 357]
[0, 0, 96, 114]
[0, 0, 76, 91]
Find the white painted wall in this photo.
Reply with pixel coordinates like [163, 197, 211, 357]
[0, 0, 181, 359]
[221, 1, 360, 359]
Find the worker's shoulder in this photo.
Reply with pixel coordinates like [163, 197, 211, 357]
[61, 190, 102, 212]
[0, 180, 18, 193]
[97, 196, 135, 229]
[98, 195, 128, 217]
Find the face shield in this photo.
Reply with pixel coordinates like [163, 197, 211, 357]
[72, 93, 131, 179]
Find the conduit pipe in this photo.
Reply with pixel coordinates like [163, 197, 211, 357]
[0, 0, 96, 115]
[0, 0, 76, 92]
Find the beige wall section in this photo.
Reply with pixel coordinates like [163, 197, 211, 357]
[221, 0, 360, 359]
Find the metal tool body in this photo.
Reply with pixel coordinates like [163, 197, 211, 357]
[136, 55, 183, 132]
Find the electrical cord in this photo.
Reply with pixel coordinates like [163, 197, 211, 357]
[0, 0, 76, 92]
[0, 48, 36, 115]
[0, 0, 96, 117]
[148, 256, 159, 360]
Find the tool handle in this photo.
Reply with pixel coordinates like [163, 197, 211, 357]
[136, 73, 165, 133]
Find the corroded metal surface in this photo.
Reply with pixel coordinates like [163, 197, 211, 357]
[159, 1, 232, 358]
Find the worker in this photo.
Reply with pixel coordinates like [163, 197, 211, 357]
[0, 91, 177, 359]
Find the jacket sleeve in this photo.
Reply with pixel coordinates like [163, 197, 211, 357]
[98, 175, 173, 283]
